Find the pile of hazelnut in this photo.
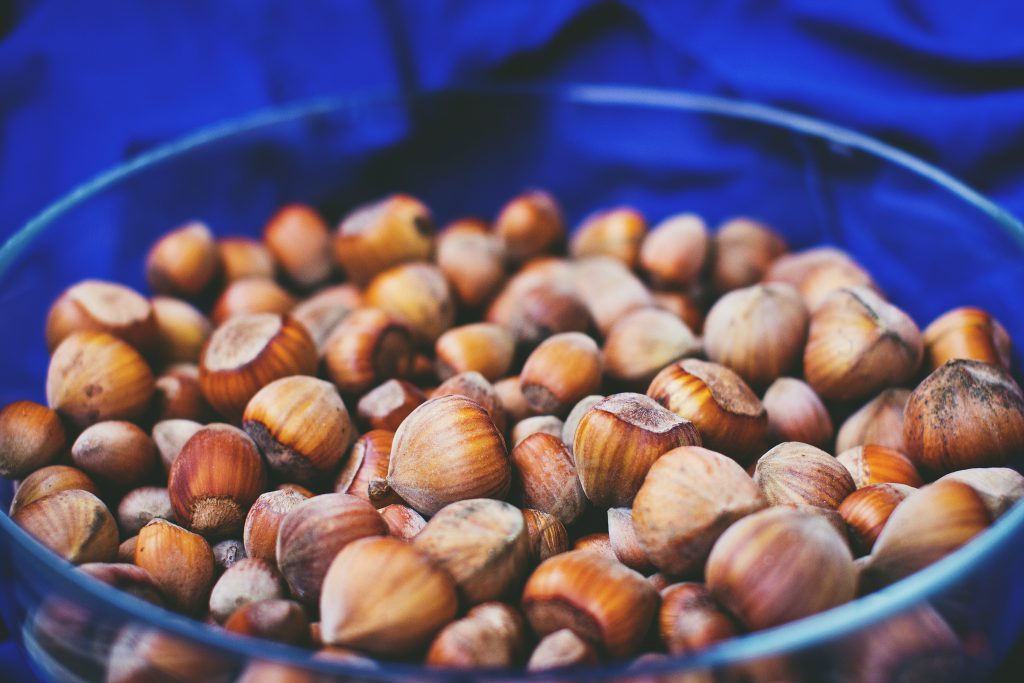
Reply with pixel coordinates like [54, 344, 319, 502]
[2, 190, 1023, 680]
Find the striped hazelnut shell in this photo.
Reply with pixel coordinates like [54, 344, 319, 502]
[13, 489, 118, 565]
[753, 442, 856, 511]
[836, 445, 922, 488]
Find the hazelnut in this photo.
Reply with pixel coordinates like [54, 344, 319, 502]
[521, 549, 659, 658]
[152, 364, 215, 422]
[212, 538, 247, 573]
[659, 582, 738, 655]
[118, 536, 138, 563]
[322, 307, 413, 396]
[332, 194, 434, 286]
[319, 536, 458, 656]
[493, 190, 564, 261]
[494, 375, 537, 424]
[151, 297, 211, 364]
[762, 377, 833, 449]
[211, 277, 297, 325]
[217, 236, 276, 283]
[151, 418, 202, 472]
[45, 279, 158, 355]
[387, 395, 510, 516]
[647, 359, 766, 464]
[208, 557, 286, 623]
[432, 370, 507, 432]
[903, 359, 1024, 474]
[845, 606, 963, 683]
[378, 503, 427, 540]
[607, 507, 654, 573]
[521, 508, 569, 563]
[803, 287, 922, 401]
[426, 602, 527, 668]
[242, 489, 308, 562]
[923, 306, 1012, 372]
[561, 394, 604, 455]
[703, 283, 809, 388]
[106, 627, 230, 683]
[71, 420, 156, 490]
[865, 480, 991, 586]
[711, 217, 787, 293]
[836, 445, 923, 488]
[414, 498, 531, 605]
[145, 221, 220, 299]
[276, 493, 387, 604]
[835, 388, 910, 453]
[435, 323, 515, 381]
[765, 245, 862, 288]
[436, 223, 507, 309]
[134, 519, 215, 614]
[168, 424, 267, 538]
[575, 392, 701, 508]
[651, 290, 705, 334]
[9, 465, 97, 516]
[0, 400, 66, 479]
[511, 415, 564, 446]
[639, 213, 710, 288]
[335, 430, 399, 507]
[572, 256, 653, 335]
[487, 268, 593, 346]
[647, 573, 672, 592]
[117, 486, 174, 536]
[13, 489, 118, 564]
[243, 375, 353, 483]
[365, 262, 455, 346]
[603, 307, 702, 390]
[754, 442, 856, 511]
[223, 598, 309, 645]
[527, 628, 599, 671]
[46, 331, 155, 428]
[937, 467, 1024, 519]
[198, 313, 317, 422]
[796, 255, 879, 312]
[838, 483, 916, 554]
[277, 482, 315, 498]
[520, 332, 602, 416]
[574, 532, 615, 557]
[290, 283, 363, 352]
[356, 379, 426, 431]
[570, 207, 647, 267]
[263, 204, 333, 289]
[633, 446, 767, 576]
[706, 507, 856, 630]
[511, 432, 586, 526]
[79, 562, 165, 606]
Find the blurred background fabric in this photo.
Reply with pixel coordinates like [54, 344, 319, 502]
[1, 0, 1024, 680]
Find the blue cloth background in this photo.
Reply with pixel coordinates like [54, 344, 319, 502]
[2, 1, 1024, 680]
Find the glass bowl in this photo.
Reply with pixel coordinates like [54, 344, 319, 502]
[1, 86, 1023, 683]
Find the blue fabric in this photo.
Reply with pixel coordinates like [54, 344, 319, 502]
[2, 2, 1024, 681]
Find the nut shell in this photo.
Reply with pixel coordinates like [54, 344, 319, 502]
[837, 483, 915, 554]
[414, 498, 531, 605]
[263, 204, 333, 289]
[425, 602, 527, 668]
[511, 432, 586, 525]
[521, 508, 569, 564]
[436, 225, 507, 310]
[521, 332, 603, 416]
[866, 480, 991, 586]
[923, 306, 1012, 372]
[211, 277, 297, 326]
[242, 489, 308, 562]
[46, 279, 158, 355]
[836, 445, 922, 488]
[117, 487, 174, 537]
[711, 217, 787, 293]
[753, 442, 856, 511]
[335, 430, 398, 507]
[937, 467, 1024, 519]
[0, 400, 66, 479]
[243, 375, 353, 483]
[659, 582, 737, 655]
[647, 359, 766, 464]
[217, 237, 276, 283]
[762, 377, 833, 449]
[319, 536, 458, 656]
[603, 307, 701, 389]
[639, 213, 709, 288]
[332, 194, 434, 286]
[290, 284, 362, 352]
[494, 190, 564, 261]
[634, 446, 767, 576]
[387, 395, 511, 516]
[322, 307, 413, 395]
[435, 323, 515, 381]
[199, 313, 318, 422]
[365, 262, 455, 346]
[71, 420, 156, 490]
[276, 493, 387, 604]
[574, 392, 701, 508]
[168, 424, 267, 538]
[208, 557, 286, 623]
[570, 207, 647, 268]
[134, 519, 215, 615]
[527, 628, 599, 671]
[803, 287, 922, 401]
[151, 297, 211, 364]
[46, 331, 155, 429]
[835, 388, 910, 454]
[378, 503, 427, 540]
[572, 256, 653, 335]
[223, 598, 309, 645]
[522, 549, 659, 658]
[903, 359, 1024, 474]
[706, 506, 856, 630]
[9, 465, 97, 516]
[431, 371, 506, 433]
[145, 222, 219, 299]
[13, 489, 118, 565]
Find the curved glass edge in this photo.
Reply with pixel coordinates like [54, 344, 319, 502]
[0, 84, 1021, 680]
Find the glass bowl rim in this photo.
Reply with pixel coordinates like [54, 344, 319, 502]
[1, 84, 1023, 680]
